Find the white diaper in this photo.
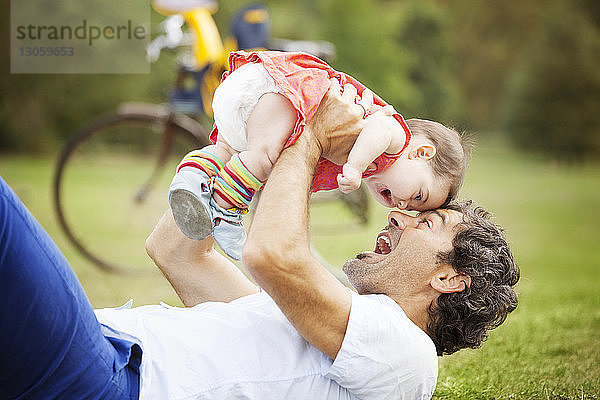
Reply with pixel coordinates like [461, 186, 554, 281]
[212, 62, 283, 152]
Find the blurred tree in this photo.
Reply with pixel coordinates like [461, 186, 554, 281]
[8, 0, 595, 160]
[442, 0, 547, 131]
[0, 0, 328, 153]
[503, 0, 600, 161]
[318, 0, 416, 111]
[0, 5, 173, 152]
[394, 0, 460, 122]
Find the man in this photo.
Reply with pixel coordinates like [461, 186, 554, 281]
[0, 82, 518, 399]
[143, 81, 519, 398]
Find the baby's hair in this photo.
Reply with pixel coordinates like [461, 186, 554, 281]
[406, 119, 472, 206]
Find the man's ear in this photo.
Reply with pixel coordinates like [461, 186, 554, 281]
[409, 144, 436, 160]
[430, 266, 471, 294]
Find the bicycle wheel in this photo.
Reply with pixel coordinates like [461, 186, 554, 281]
[54, 105, 210, 274]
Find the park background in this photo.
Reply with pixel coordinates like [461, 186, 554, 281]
[1, 0, 599, 398]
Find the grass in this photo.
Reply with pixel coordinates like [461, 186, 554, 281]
[1, 138, 599, 398]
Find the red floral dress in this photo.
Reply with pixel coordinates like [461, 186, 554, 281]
[209, 51, 411, 192]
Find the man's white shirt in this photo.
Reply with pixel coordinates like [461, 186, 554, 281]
[95, 290, 438, 400]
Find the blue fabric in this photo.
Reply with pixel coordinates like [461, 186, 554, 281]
[231, 3, 270, 50]
[0, 177, 140, 399]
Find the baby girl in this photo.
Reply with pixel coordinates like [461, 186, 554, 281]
[169, 51, 469, 259]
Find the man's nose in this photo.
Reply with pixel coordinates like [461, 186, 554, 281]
[387, 210, 417, 229]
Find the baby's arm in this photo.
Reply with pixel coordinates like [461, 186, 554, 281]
[337, 115, 407, 193]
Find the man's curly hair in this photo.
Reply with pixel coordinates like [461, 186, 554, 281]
[427, 201, 520, 356]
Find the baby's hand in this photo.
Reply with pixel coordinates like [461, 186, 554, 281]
[337, 164, 362, 193]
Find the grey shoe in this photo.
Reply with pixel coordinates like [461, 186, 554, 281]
[168, 167, 214, 240]
[169, 167, 247, 260]
[210, 199, 246, 260]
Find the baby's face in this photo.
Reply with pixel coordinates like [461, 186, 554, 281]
[364, 156, 449, 212]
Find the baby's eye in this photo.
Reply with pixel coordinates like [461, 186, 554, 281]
[415, 192, 422, 201]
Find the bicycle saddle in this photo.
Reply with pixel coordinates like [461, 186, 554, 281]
[152, 0, 218, 16]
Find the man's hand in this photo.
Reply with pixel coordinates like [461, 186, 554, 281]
[307, 81, 396, 165]
[308, 80, 368, 165]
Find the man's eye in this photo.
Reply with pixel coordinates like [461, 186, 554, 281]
[420, 218, 431, 228]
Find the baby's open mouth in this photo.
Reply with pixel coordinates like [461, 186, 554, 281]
[379, 188, 393, 206]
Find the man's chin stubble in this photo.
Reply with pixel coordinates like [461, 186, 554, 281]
[342, 258, 373, 293]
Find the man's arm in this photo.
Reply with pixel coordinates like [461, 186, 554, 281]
[146, 209, 259, 307]
[243, 83, 365, 359]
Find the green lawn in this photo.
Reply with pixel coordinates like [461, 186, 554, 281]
[1, 139, 598, 399]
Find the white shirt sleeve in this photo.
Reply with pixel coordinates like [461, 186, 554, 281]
[325, 292, 438, 400]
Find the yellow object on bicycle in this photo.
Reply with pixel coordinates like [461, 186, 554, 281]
[151, 0, 224, 70]
[183, 8, 224, 70]
[199, 63, 222, 116]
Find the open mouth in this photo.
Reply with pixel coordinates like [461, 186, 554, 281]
[355, 225, 402, 262]
[379, 188, 394, 207]
[355, 229, 397, 262]
[375, 231, 392, 254]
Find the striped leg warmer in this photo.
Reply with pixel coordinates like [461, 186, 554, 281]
[176, 149, 225, 177]
[213, 154, 264, 210]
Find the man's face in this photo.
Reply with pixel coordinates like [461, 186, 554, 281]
[343, 209, 464, 296]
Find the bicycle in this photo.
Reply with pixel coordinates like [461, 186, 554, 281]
[53, 0, 367, 278]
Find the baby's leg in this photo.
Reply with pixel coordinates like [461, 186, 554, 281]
[169, 140, 237, 241]
[213, 93, 297, 209]
[241, 93, 297, 181]
[176, 139, 236, 179]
